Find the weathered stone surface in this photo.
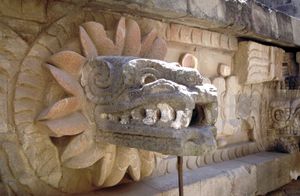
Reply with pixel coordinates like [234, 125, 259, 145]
[251, 2, 272, 37]
[210, 160, 257, 196]
[188, 0, 226, 22]
[269, 89, 300, 153]
[93, 152, 299, 196]
[181, 53, 198, 69]
[237, 152, 293, 195]
[234, 41, 284, 85]
[1, 0, 300, 195]
[268, 179, 300, 196]
[85, 182, 162, 196]
[92, 0, 300, 47]
[218, 63, 231, 77]
[283, 53, 298, 77]
[291, 17, 300, 46]
[0, 0, 47, 22]
[0, 16, 41, 43]
[80, 55, 217, 155]
[0, 12, 221, 194]
[257, 0, 300, 18]
[166, 23, 238, 51]
[196, 48, 234, 78]
[213, 75, 252, 147]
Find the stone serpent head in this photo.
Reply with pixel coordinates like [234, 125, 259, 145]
[10, 16, 220, 193]
[38, 18, 218, 158]
[40, 55, 217, 155]
[81, 56, 218, 155]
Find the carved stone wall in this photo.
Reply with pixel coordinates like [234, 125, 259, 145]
[257, 0, 300, 18]
[0, 0, 299, 195]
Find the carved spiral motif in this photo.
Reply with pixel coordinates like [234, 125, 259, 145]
[82, 58, 125, 104]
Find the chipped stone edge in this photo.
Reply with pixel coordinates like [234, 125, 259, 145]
[90, 0, 300, 48]
[94, 152, 300, 196]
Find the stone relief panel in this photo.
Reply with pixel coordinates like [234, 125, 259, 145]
[0, 7, 220, 194]
[0, 1, 296, 195]
[282, 52, 300, 89]
[213, 76, 253, 147]
[162, 23, 237, 79]
[234, 41, 284, 85]
[165, 23, 238, 51]
[152, 42, 280, 176]
[150, 35, 285, 176]
[266, 51, 300, 153]
[0, 12, 164, 194]
[269, 91, 300, 153]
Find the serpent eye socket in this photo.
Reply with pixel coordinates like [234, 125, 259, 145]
[141, 73, 157, 85]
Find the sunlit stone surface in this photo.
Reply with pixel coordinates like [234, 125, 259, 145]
[0, 0, 299, 195]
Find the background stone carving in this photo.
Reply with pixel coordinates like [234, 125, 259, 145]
[0, 0, 297, 195]
[234, 41, 284, 85]
[269, 90, 300, 153]
[0, 18, 61, 195]
[0, 7, 171, 193]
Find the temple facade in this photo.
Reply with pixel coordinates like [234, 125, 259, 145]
[0, 0, 299, 195]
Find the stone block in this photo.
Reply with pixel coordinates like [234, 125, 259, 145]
[251, 2, 272, 37]
[95, 0, 300, 47]
[218, 63, 231, 77]
[234, 41, 284, 85]
[269, 9, 279, 39]
[93, 152, 298, 196]
[197, 48, 233, 78]
[199, 172, 232, 196]
[143, 165, 229, 196]
[236, 152, 292, 195]
[291, 17, 300, 46]
[0, 0, 47, 22]
[210, 160, 257, 196]
[289, 152, 300, 180]
[151, 0, 187, 13]
[283, 53, 298, 76]
[223, 0, 252, 31]
[188, 0, 226, 22]
[276, 11, 293, 43]
[89, 182, 162, 196]
[144, 160, 257, 196]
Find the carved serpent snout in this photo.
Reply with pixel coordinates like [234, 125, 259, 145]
[81, 56, 218, 155]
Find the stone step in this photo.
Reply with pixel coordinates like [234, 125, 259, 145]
[86, 152, 300, 196]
